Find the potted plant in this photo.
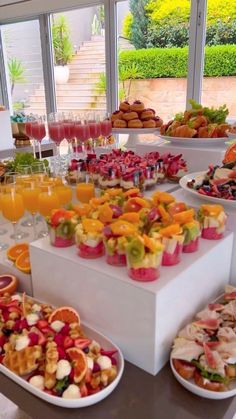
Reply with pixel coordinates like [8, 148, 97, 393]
[52, 15, 74, 84]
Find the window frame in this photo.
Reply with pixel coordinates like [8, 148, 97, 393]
[0, 0, 209, 118]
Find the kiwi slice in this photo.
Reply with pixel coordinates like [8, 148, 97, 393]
[57, 220, 74, 239]
[126, 237, 145, 265]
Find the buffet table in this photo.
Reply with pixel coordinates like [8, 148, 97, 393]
[0, 362, 235, 419]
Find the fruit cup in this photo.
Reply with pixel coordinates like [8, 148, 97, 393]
[198, 204, 227, 240]
[75, 218, 104, 259]
[47, 209, 78, 247]
[126, 235, 164, 282]
[173, 209, 200, 253]
[103, 220, 136, 266]
[157, 224, 184, 266]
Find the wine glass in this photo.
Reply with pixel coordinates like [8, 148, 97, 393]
[87, 112, 101, 153]
[25, 118, 36, 159]
[63, 113, 75, 156]
[74, 115, 90, 159]
[2, 174, 26, 242]
[100, 113, 112, 148]
[38, 185, 60, 238]
[22, 181, 40, 240]
[31, 116, 46, 160]
[48, 113, 65, 159]
[31, 161, 48, 183]
[16, 165, 34, 228]
[0, 186, 9, 250]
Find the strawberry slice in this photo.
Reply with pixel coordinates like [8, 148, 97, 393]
[28, 332, 39, 346]
[0, 335, 6, 348]
[37, 320, 49, 330]
[224, 292, 236, 300]
[100, 349, 117, 357]
[80, 383, 88, 397]
[87, 385, 101, 395]
[32, 327, 46, 346]
[85, 368, 92, 383]
[74, 337, 91, 350]
[63, 336, 74, 349]
[50, 209, 68, 227]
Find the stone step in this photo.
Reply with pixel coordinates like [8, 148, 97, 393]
[69, 63, 105, 70]
[30, 93, 106, 103]
[70, 58, 105, 65]
[32, 89, 105, 98]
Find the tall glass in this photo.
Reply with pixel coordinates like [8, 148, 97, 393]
[63, 113, 75, 156]
[22, 182, 40, 240]
[25, 119, 36, 159]
[48, 113, 65, 158]
[74, 116, 90, 159]
[16, 165, 33, 228]
[87, 113, 101, 152]
[0, 186, 8, 249]
[100, 113, 112, 148]
[31, 116, 46, 160]
[38, 186, 60, 237]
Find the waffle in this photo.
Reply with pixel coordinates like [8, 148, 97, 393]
[44, 341, 58, 390]
[3, 345, 42, 376]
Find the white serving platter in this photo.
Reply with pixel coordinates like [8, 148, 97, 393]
[160, 135, 227, 147]
[179, 171, 236, 209]
[112, 128, 160, 134]
[170, 359, 236, 400]
[0, 296, 124, 408]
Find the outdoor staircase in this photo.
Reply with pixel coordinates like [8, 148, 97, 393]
[28, 36, 133, 115]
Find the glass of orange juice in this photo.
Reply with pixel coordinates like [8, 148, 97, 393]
[76, 182, 95, 203]
[38, 186, 60, 237]
[1, 189, 26, 241]
[22, 182, 40, 239]
[55, 185, 73, 207]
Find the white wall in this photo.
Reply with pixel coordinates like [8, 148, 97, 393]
[0, 0, 100, 22]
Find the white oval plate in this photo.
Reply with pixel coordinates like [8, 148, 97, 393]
[170, 359, 236, 400]
[0, 298, 124, 408]
[160, 135, 228, 147]
[226, 131, 236, 140]
[179, 171, 236, 208]
[112, 128, 160, 134]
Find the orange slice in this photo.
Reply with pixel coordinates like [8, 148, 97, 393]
[168, 202, 187, 216]
[173, 209, 195, 224]
[201, 204, 224, 216]
[49, 306, 80, 325]
[143, 234, 157, 253]
[110, 220, 136, 236]
[98, 203, 113, 223]
[123, 188, 140, 198]
[159, 223, 182, 237]
[0, 275, 18, 296]
[119, 212, 140, 223]
[152, 191, 175, 205]
[7, 243, 29, 262]
[82, 218, 104, 233]
[107, 188, 123, 197]
[157, 205, 171, 223]
[66, 347, 87, 383]
[90, 194, 109, 207]
[223, 143, 236, 164]
[15, 250, 31, 274]
[73, 203, 91, 217]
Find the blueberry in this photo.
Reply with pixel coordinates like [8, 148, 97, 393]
[2, 328, 12, 337]
[83, 347, 89, 354]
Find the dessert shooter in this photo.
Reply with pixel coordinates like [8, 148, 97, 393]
[126, 234, 164, 281]
[173, 209, 201, 253]
[103, 220, 136, 266]
[198, 204, 227, 240]
[151, 224, 184, 266]
[47, 209, 79, 247]
[75, 218, 105, 258]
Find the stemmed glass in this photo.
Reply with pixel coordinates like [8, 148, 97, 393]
[31, 116, 46, 160]
[38, 185, 60, 237]
[22, 181, 40, 240]
[48, 113, 65, 159]
[0, 186, 9, 250]
[63, 113, 75, 156]
[100, 113, 112, 148]
[2, 173, 26, 242]
[25, 118, 36, 158]
[74, 116, 90, 159]
[16, 165, 34, 228]
[87, 113, 101, 153]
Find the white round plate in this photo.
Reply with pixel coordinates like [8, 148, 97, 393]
[0, 295, 124, 408]
[226, 131, 236, 140]
[179, 171, 236, 208]
[112, 128, 160, 134]
[170, 359, 236, 400]
[160, 135, 227, 147]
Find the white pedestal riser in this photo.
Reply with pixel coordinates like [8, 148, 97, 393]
[30, 234, 233, 375]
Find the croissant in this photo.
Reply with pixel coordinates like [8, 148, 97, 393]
[167, 121, 181, 136]
[189, 115, 208, 129]
[216, 123, 230, 138]
[172, 125, 197, 138]
[198, 124, 217, 138]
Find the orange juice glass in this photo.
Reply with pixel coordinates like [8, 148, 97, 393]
[76, 183, 95, 203]
[2, 192, 25, 222]
[22, 187, 40, 214]
[55, 185, 72, 206]
[38, 189, 60, 217]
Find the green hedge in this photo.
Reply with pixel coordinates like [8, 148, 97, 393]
[119, 45, 236, 78]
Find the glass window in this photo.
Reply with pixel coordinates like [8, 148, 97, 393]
[50, 5, 107, 116]
[1, 19, 47, 115]
[116, 0, 192, 121]
[202, 1, 236, 118]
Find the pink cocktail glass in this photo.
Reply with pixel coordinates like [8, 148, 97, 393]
[48, 121, 65, 157]
[31, 120, 46, 159]
[25, 121, 36, 158]
[101, 119, 112, 148]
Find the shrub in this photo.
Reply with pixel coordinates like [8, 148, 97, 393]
[146, 23, 189, 48]
[122, 12, 133, 39]
[119, 45, 236, 79]
[146, 0, 190, 26]
[206, 21, 236, 46]
[129, 0, 149, 49]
